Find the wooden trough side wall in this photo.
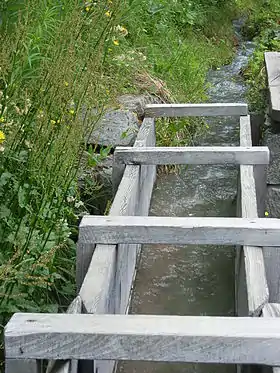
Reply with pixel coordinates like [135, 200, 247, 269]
[77, 118, 156, 373]
[236, 115, 269, 318]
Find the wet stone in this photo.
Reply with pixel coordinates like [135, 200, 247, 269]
[87, 109, 139, 147]
[263, 129, 280, 185]
[265, 186, 280, 218]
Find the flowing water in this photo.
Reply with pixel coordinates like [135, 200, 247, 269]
[117, 20, 255, 373]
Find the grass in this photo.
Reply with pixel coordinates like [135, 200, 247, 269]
[237, 0, 280, 112]
[0, 0, 273, 369]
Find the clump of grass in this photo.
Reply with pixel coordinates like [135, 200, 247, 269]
[0, 0, 124, 367]
[108, 0, 245, 145]
[236, 0, 280, 112]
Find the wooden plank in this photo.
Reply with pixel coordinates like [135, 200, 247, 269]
[76, 242, 95, 292]
[239, 115, 269, 316]
[145, 103, 248, 117]
[6, 313, 280, 365]
[78, 118, 156, 373]
[264, 53, 280, 122]
[262, 303, 280, 373]
[263, 303, 280, 317]
[46, 296, 82, 373]
[268, 86, 280, 122]
[263, 246, 280, 303]
[80, 215, 280, 246]
[264, 52, 280, 87]
[114, 146, 270, 165]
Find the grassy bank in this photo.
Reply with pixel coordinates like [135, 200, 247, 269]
[238, 0, 280, 111]
[0, 0, 260, 368]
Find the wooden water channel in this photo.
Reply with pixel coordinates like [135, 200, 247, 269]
[5, 103, 280, 373]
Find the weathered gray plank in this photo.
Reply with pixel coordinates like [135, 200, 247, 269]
[263, 303, 280, 318]
[262, 303, 280, 373]
[46, 296, 82, 373]
[6, 313, 280, 365]
[80, 215, 280, 246]
[238, 115, 269, 316]
[78, 118, 156, 373]
[264, 52, 280, 87]
[263, 247, 280, 303]
[76, 242, 95, 292]
[268, 86, 280, 122]
[264, 52, 280, 122]
[114, 146, 269, 165]
[5, 360, 42, 373]
[145, 103, 248, 117]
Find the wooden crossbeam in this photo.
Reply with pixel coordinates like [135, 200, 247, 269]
[5, 313, 280, 365]
[114, 146, 270, 165]
[79, 216, 280, 246]
[144, 103, 248, 117]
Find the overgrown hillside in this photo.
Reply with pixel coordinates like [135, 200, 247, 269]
[0, 0, 274, 368]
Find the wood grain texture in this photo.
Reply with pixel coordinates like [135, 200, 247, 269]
[76, 241, 95, 292]
[78, 118, 156, 373]
[264, 52, 280, 87]
[262, 303, 280, 317]
[239, 115, 269, 316]
[80, 215, 280, 246]
[114, 146, 270, 165]
[262, 303, 280, 373]
[144, 103, 248, 117]
[46, 296, 81, 373]
[265, 52, 280, 122]
[263, 247, 280, 303]
[6, 313, 280, 365]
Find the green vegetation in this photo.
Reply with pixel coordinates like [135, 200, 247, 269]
[239, 0, 280, 111]
[0, 0, 274, 368]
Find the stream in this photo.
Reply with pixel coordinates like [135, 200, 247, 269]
[117, 20, 255, 373]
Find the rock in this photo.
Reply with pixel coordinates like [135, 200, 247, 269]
[263, 129, 280, 184]
[78, 155, 113, 215]
[87, 109, 139, 147]
[117, 94, 161, 119]
[265, 186, 280, 218]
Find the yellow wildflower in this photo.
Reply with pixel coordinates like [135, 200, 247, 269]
[56, 119, 61, 124]
[113, 39, 119, 46]
[265, 211, 269, 217]
[105, 11, 111, 17]
[69, 109, 75, 115]
[0, 130, 5, 144]
[86, 6, 90, 12]
[50, 119, 56, 125]
[64, 81, 69, 87]
[0, 117, 5, 123]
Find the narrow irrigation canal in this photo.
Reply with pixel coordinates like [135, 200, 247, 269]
[117, 20, 255, 373]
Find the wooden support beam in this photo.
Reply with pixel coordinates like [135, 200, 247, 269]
[239, 115, 269, 316]
[262, 303, 280, 373]
[77, 118, 156, 373]
[264, 52, 280, 122]
[5, 313, 280, 365]
[144, 103, 248, 117]
[114, 146, 270, 165]
[46, 296, 82, 373]
[79, 215, 280, 246]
